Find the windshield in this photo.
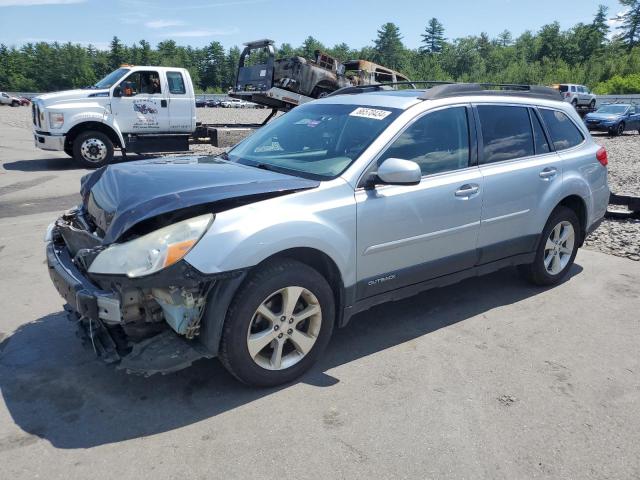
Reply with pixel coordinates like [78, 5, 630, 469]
[596, 105, 629, 115]
[227, 103, 402, 179]
[93, 68, 130, 89]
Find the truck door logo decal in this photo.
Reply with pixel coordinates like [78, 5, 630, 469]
[132, 98, 160, 130]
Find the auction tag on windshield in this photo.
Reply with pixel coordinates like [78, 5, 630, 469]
[349, 107, 392, 120]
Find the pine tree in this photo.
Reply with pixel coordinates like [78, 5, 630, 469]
[373, 22, 405, 70]
[420, 18, 446, 54]
[108, 36, 125, 69]
[498, 30, 513, 47]
[617, 0, 640, 49]
[592, 4, 610, 41]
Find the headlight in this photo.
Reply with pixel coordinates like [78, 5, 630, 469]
[88, 213, 213, 277]
[48, 112, 64, 129]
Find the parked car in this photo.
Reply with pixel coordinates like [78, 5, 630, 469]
[220, 98, 251, 108]
[0, 92, 21, 106]
[45, 83, 609, 386]
[554, 84, 596, 109]
[583, 103, 640, 136]
[206, 99, 221, 108]
[195, 98, 206, 108]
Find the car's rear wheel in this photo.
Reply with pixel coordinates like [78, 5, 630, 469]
[519, 206, 580, 286]
[11, 100, 19, 107]
[571, 98, 578, 108]
[72, 130, 114, 168]
[589, 99, 596, 109]
[219, 259, 335, 387]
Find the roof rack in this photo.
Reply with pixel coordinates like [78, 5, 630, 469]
[326, 81, 453, 97]
[327, 81, 563, 102]
[419, 83, 563, 101]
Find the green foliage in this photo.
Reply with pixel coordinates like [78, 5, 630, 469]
[594, 73, 640, 93]
[1, 3, 639, 94]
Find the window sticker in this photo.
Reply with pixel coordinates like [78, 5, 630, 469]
[349, 107, 392, 120]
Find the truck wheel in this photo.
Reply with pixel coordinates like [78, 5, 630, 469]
[219, 259, 335, 387]
[63, 144, 74, 158]
[73, 130, 114, 168]
[589, 99, 596, 109]
[518, 206, 580, 286]
[571, 98, 578, 108]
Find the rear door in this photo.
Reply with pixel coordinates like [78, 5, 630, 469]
[166, 70, 194, 132]
[112, 69, 170, 133]
[476, 104, 561, 263]
[356, 105, 483, 299]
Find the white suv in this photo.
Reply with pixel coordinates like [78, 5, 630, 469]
[0, 92, 20, 107]
[557, 84, 596, 109]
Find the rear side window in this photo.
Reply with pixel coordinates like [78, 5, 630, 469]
[167, 71, 186, 94]
[539, 109, 584, 151]
[380, 106, 470, 176]
[530, 109, 550, 154]
[559, 85, 568, 93]
[477, 105, 534, 164]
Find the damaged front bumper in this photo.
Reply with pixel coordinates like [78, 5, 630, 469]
[46, 217, 245, 376]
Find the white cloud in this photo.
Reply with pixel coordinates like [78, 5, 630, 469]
[145, 19, 186, 29]
[0, 0, 85, 6]
[161, 27, 239, 37]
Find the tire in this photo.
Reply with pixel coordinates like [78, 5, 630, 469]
[219, 259, 335, 387]
[518, 206, 581, 286]
[571, 98, 578, 108]
[72, 130, 114, 168]
[616, 122, 625, 136]
[589, 99, 596, 109]
[11, 100, 19, 107]
[63, 144, 74, 158]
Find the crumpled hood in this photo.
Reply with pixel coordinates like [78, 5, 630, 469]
[80, 156, 320, 244]
[35, 89, 108, 105]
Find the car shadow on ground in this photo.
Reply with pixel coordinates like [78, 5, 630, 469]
[0, 264, 583, 449]
[2, 154, 149, 172]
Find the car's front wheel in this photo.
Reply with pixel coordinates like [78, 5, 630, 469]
[519, 206, 580, 286]
[72, 130, 114, 168]
[616, 122, 625, 136]
[220, 259, 335, 387]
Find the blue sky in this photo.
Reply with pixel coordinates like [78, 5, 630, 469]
[0, 0, 626, 51]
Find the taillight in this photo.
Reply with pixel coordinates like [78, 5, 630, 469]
[596, 146, 608, 167]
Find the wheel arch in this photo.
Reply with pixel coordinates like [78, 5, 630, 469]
[254, 247, 346, 328]
[555, 194, 588, 245]
[64, 121, 123, 150]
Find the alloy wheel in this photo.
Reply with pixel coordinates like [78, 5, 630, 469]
[246, 286, 322, 370]
[543, 221, 575, 275]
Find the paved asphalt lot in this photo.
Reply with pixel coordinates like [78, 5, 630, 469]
[1, 108, 639, 479]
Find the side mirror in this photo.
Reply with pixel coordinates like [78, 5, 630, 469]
[367, 158, 421, 189]
[113, 86, 122, 97]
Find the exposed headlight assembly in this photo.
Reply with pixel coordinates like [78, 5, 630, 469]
[88, 214, 213, 278]
[48, 112, 64, 129]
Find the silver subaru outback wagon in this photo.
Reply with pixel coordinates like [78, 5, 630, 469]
[46, 83, 609, 386]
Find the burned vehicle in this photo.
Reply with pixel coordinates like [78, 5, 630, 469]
[231, 39, 410, 110]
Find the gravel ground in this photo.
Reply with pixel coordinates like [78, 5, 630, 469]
[584, 132, 640, 261]
[2, 105, 638, 260]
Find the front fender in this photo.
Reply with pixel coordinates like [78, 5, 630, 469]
[185, 180, 357, 289]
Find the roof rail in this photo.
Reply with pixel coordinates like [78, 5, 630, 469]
[418, 83, 563, 101]
[326, 80, 453, 97]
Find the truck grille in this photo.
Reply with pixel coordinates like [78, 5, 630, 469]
[32, 102, 41, 128]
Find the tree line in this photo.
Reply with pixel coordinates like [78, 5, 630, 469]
[2, 2, 640, 94]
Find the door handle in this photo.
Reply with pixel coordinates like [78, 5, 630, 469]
[161, 99, 167, 108]
[539, 167, 557, 179]
[455, 184, 480, 197]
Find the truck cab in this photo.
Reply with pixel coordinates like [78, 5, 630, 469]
[32, 66, 196, 167]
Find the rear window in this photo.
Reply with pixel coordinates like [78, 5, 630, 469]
[167, 71, 186, 94]
[477, 105, 534, 164]
[559, 85, 569, 93]
[539, 109, 584, 151]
